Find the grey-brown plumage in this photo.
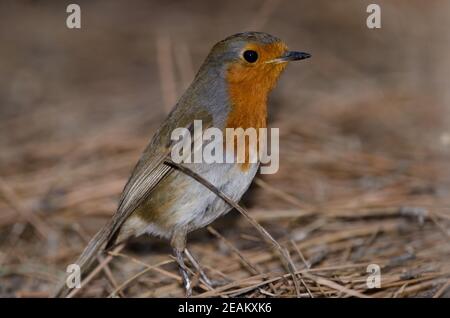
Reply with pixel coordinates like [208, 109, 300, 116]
[53, 32, 310, 297]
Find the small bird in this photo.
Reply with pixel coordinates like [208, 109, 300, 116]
[53, 32, 310, 297]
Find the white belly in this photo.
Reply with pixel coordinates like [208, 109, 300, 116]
[143, 162, 259, 238]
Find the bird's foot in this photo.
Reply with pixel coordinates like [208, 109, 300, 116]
[180, 267, 192, 297]
[184, 248, 219, 290]
[174, 247, 193, 297]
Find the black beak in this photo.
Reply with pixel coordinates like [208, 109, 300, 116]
[281, 51, 311, 62]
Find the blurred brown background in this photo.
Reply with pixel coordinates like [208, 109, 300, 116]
[0, 0, 449, 297]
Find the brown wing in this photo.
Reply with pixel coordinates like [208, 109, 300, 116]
[52, 141, 173, 297]
[53, 121, 210, 297]
[105, 147, 172, 246]
[106, 117, 208, 245]
[53, 105, 212, 297]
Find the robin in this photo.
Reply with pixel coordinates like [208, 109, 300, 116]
[53, 32, 310, 297]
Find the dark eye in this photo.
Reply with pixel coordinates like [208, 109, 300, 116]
[243, 50, 258, 63]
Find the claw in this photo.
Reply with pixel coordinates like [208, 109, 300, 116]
[182, 270, 192, 297]
[174, 247, 192, 297]
[184, 249, 214, 289]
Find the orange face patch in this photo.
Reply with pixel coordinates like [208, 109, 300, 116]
[225, 41, 288, 170]
[226, 41, 288, 130]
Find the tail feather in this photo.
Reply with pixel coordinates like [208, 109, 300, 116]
[52, 219, 114, 298]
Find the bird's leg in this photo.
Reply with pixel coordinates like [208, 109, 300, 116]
[174, 248, 192, 297]
[184, 248, 214, 289]
[171, 230, 192, 297]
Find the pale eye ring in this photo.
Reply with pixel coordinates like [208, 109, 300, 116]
[243, 50, 258, 63]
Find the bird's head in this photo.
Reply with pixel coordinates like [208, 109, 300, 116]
[181, 32, 310, 132]
[200, 32, 310, 95]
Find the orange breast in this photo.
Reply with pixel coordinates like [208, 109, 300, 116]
[225, 42, 287, 170]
